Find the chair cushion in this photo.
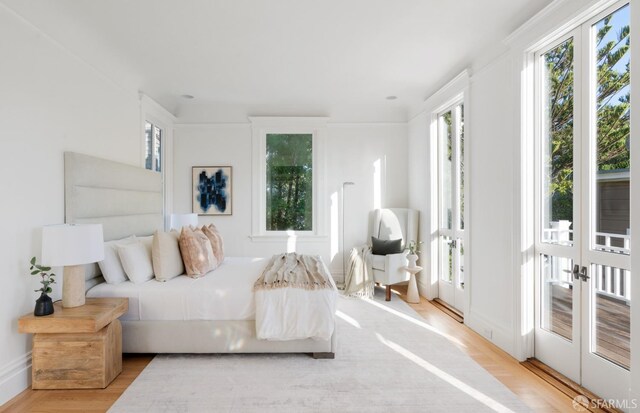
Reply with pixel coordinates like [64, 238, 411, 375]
[371, 237, 403, 255]
[371, 254, 386, 271]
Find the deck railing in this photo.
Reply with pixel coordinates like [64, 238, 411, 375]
[542, 223, 631, 302]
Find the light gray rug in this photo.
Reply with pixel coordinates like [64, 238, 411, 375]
[109, 289, 530, 413]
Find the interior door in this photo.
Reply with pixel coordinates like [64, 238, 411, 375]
[438, 103, 465, 313]
[534, 1, 631, 403]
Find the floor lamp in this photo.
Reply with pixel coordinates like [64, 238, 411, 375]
[342, 181, 355, 279]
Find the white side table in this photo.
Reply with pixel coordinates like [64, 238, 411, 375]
[402, 265, 422, 304]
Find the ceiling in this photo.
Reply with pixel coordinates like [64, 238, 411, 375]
[3, 0, 554, 122]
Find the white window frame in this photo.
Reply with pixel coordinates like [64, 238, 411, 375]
[250, 117, 327, 240]
[140, 94, 176, 230]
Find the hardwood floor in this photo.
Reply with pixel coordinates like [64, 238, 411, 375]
[390, 285, 577, 413]
[3, 288, 579, 413]
[0, 355, 153, 413]
[546, 283, 630, 369]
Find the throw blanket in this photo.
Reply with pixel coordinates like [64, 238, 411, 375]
[254, 253, 337, 341]
[343, 245, 374, 299]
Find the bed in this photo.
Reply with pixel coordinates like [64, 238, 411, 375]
[65, 152, 337, 357]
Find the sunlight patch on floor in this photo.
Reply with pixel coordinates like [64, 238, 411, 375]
[376, 333, 516, 413]
[336, 310, 361, 329]
[362, 297, 466, 347]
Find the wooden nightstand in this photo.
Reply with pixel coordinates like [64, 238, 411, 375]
[18, 297, 128, 389]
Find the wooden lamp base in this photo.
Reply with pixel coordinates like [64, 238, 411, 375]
[62, 265, 85, 308]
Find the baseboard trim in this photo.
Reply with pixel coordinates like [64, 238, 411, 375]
[0, 352, 31, 406]
[465, 311, 515, 357]
[521, 358, 620, 413]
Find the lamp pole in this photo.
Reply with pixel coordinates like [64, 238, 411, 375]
[342, 181, 355, 279]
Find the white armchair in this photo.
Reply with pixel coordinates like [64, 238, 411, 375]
[368, 208, 419, 301]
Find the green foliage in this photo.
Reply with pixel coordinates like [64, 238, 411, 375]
[546, 11, 630, 221]
[28, 256, 56, 295]
[406, 240, 423, 255]
[266, 134, 313, 231]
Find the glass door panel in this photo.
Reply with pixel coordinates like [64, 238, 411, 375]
[541, 254, 574, 341]
[541, 37, 575, 247]
[437, 103, 466, 313]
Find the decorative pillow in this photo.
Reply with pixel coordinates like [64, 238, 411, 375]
[202, 224, 224, 266]
[138, 235, 154, 255]
[116, 241, 154, 284]
[179, 227, 217, 277]
[98, 236, 136, 284]
[371, 237, 403, 255]
[152, 230, 184, 282]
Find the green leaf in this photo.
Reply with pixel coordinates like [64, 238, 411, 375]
[30, 270, 40, 275]
[45, 287, 52, 294]
[40, 266, 51, 272]
[30, 257, 36, 265]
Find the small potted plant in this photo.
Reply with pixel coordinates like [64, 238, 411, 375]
[29, 257, 56, 316]
[406, 240, 423, 268]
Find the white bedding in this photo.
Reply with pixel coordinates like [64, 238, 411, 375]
[87, 257, 268, 321]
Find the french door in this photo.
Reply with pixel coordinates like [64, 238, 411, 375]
[534, 1, 631, 404]
[438, 103, 465, 313]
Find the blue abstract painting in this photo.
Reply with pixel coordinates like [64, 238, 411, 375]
[192, 166, 232, 215]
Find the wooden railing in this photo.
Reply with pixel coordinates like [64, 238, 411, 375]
[542, 224, 631, 302]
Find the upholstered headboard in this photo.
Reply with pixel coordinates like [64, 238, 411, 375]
[64, 152, 164, 289]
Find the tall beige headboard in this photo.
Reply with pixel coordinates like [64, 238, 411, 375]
[64, 152, 163, 289]
[64, 152, 164, 240]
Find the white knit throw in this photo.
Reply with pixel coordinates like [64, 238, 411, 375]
[254, 252, 333, 291]
[343, 245, 374, 299]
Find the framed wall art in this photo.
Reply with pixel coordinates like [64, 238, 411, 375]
[192, 166, 232, 215]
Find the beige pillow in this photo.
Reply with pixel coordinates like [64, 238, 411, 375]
[116, 241, 154, 284]
[202, 224, 224, 267]
[179, 227, 217, 277]
[152, 230, 184, 282]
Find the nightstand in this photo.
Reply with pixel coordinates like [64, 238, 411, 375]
[18, 297, 128, 389]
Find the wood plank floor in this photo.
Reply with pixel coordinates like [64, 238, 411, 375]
[2, 288, 579, 413]
[546, 284, 630, 369]
[390, 285, 577, 413]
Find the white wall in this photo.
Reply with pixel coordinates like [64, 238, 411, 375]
[464, 55, 518, 353]
[173, 123, 408, 279]
[0, 5, 142, 404]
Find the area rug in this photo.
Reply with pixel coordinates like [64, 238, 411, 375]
[108, 289, 530, 412]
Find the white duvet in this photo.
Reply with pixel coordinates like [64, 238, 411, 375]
[87, 257, 268, 321]
[255, 282, 337, 341]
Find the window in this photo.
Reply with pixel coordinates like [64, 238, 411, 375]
[250, 117, 327, 238]
[145, 121, 162, 172]
[266, 134, 313, 231]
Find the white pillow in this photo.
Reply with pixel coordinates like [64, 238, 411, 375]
[98, 236, 136, 284]
[138, 235, 153, 255]
[152, 230, 184, 282]
[116, 241, 154, 284]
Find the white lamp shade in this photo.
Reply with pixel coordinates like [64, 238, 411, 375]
[41, 224, 105, 266]
[170, 213, 198, 230]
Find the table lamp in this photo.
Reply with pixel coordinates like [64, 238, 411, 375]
[170, 213, 198, 230]
[41, 224, 104, 308]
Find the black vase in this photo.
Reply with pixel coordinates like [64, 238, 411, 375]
[34, 293, 54, 317]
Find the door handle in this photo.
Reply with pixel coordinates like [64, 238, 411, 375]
[562, 264, 581, 280]
[579, 266, 589, 282]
